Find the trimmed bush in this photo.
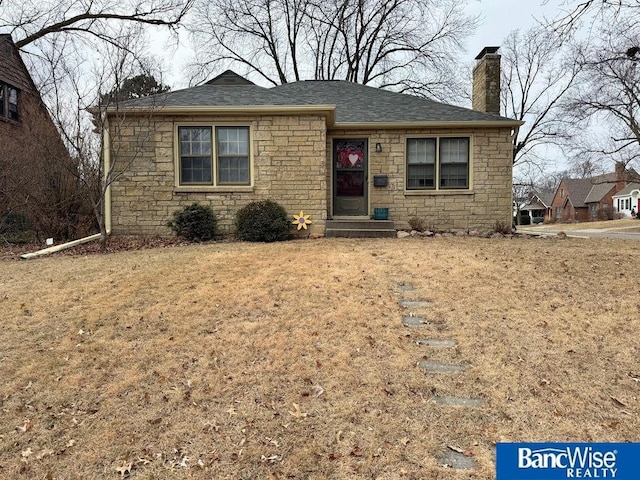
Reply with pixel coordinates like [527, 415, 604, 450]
[167, 203, 217, 241]
[236, 200, 291, 242]
[408, 216, 426, 232]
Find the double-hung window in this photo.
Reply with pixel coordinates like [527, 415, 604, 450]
[406, 137, 470, 191]
[177, 125, 251, 187]
[0, 82, 19, 121]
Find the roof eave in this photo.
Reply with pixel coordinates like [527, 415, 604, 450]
[101, 104, 337, 125]
[332, 120, 524, 129]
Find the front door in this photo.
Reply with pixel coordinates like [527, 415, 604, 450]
[333, 138, 368, 216]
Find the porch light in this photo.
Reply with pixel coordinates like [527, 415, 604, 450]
[375, 143, 382, 153]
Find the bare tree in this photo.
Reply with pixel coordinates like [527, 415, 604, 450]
[37, 25, 165, 250]
[188, 0, 476, 101]
[501, 26, 581, 168]
[1, 1, 194, 48]
[567, 12, 640, 171]
[544, 0, 640, 36]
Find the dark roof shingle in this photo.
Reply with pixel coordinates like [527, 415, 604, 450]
[116, 74, 520, 125]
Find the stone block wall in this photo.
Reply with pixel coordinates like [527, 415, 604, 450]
[327, 127, 514, 232]
[108, 113, 327, 236]
[109, 114, 513, 236]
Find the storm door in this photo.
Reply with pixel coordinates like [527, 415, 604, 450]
[333, 138, 368, 216]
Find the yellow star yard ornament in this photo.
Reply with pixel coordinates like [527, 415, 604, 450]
[292, 211, 312, 230]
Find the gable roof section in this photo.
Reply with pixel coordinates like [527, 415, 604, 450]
[612, 182, 640, 198]
[110, 73, 522, 128]
[206, 70, 256, 86]
[0, 34, 37, 94]
[562, 178, 595, 208]
[584, 182, 616, 204]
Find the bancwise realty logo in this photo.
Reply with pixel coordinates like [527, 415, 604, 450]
[496, 443, 640, 479]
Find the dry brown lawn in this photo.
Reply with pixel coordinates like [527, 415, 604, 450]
[1, 236, 639, 479]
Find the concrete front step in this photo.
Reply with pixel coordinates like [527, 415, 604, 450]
[325, 219, 396, 238]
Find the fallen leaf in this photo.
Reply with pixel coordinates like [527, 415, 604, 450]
[610, 396, 627, 407]
[21, 447, 33, 458]
[288, 403, 308, 419]
[17, 420, 33, 433]
[35, 449, 54, 460]
[447, 445, 465, 454]
[605, 420, 620, 429]
[116, 462, 132, 478]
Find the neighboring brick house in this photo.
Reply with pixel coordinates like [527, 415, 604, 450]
[0, 34, 76, 238]
[102, 47, 522, 237]
[550, 163, 635, 222]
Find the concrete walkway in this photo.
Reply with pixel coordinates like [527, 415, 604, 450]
[518, 225, 640, 240]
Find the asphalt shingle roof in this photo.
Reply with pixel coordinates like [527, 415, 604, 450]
[584, 182, 617, 204]
[117, 75, 518, 125]
[613, 182, 640, 197]
[563, 178, 596, 207]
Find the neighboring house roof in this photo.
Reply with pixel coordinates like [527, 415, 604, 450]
[561, 178, 595, 208]
[529, 190, 553, 208]
[0, 34, 37, 94]
[539, 191, 554, 207]
[612, 182, 640, 198]
[522, 201, 547, 212]
[584, 182, 617, 204]
[112, 71, 522, 127]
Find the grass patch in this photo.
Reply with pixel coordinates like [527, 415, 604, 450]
[1, 237, 639, 478]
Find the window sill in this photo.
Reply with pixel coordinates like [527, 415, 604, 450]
[0, 115, 19, 125]
[404, 189, 474, 196]
[174, 185, 254, 193]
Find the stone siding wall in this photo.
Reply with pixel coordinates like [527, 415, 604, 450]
[328, 127, 514, 232]
[108, 114, 327, 236]
[110, 115, 513, 236]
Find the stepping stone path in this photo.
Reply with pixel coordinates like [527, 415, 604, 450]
[397, 282, 484, 472]
[415, 339, 456, 347]
[431, 396, 487, 407]
[439, 448, 477, 470]
[399, 300, 432, 308]
[418, 360, 465, 373]
[402, 316, 429, 327]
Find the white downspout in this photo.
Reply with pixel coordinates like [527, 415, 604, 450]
[21, 114, 112, 259]
[103, 115, 112, 235]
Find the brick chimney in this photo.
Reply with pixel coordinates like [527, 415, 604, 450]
[615, 161, 627, 191]
[472, 46, 501, 115]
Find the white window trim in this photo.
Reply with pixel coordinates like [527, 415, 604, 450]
[403, 134, 473, 194]
[173, 122, 254, 192]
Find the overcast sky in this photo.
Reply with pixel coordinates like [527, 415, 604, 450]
[151, 0, 565, 89]
[465, 0, 561, 55]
